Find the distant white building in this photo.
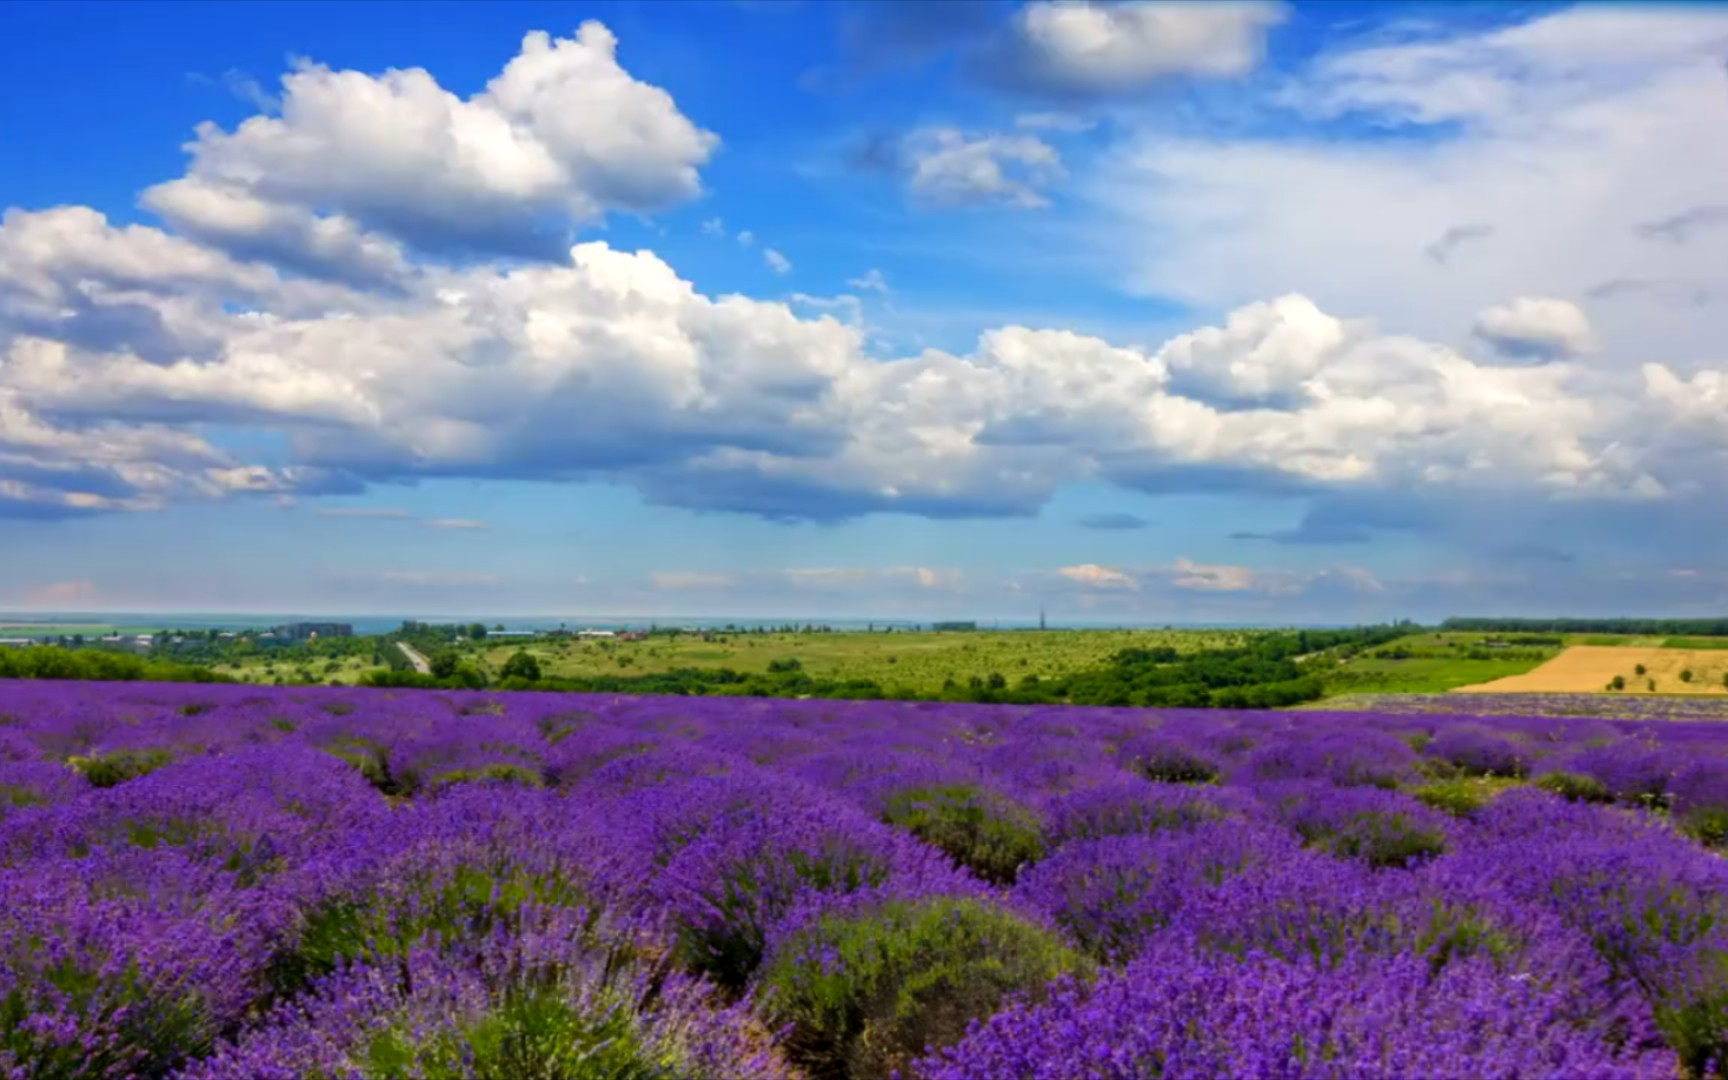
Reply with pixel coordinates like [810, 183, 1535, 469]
[577, 630, 616, 639]
[0, 637, 33, 648]
[489, 630, 537, 639]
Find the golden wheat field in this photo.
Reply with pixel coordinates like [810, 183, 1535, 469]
[1456, 645, 1728, 695]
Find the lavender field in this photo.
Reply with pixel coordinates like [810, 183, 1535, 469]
[2, 681, 1725, 1079]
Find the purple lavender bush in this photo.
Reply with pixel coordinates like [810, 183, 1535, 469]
[186, 909, 794, 1080]
[0, 679, 1723, 1077]
[917, 939, 1677, 1080]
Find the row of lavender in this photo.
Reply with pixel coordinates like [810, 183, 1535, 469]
[1, 680, 1725, 1078]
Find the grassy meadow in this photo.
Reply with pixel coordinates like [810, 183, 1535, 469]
[202, 628, 1256, 693]
[1311, 631, 1563, 696]
[161, 625, 1728, 704]
[210, 652, 389, 686]
[476, 628, 1254, 695]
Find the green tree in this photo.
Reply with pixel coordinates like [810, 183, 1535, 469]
[500, 650, 542, 682]
[429, 650, 460, 679]
[467, 623, 488, 641]
[449, 664, 488, 689]
[1609, 674, 1626, 691]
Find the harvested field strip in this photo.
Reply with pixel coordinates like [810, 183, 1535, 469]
[1456, 645, 1728, 695]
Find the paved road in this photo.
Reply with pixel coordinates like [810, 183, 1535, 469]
[396, 640, 431, 675]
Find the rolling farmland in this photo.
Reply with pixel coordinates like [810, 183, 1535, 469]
[1459, 645, 1728, 695]
[477, 628, 1256, 694]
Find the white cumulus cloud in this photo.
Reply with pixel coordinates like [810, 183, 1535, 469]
[146, 22, 717, 262]
[1473, 297, 1596, 359]
[903, 127, 1065, 209]
[991, 1, 1285, 97]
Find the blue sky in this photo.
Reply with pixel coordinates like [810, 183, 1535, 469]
[2, 0, 1726, 621]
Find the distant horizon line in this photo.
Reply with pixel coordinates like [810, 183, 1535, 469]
[0, 609, 1363, 631]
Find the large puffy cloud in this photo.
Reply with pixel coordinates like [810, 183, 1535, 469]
[1472, 297, 1595, 359]
[2, 14, 1725, 540]
[0, 201, 1689, 525]
[985, 1, 1286, 97]
[906, 128, 1064, 209]
[820, 1, 1281, 100]
[143, 22, 716, 264]
[1091, 6, 1728, 371]
[141, 180, 410, 288]
[864, 127, 1067, 210]
[0, 380, 336, 519]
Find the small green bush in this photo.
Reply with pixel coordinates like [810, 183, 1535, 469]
[69, 748, 174, 788]
[363, 980, 665, 1079]
[1129, 747, 1220, 785]
[757, 896, 1091, 1080]
[1678, 805, 1728, 848]
[880, 785, 1045, 885]
[1412, 780, 1490, 818]
[677, 842, 892, 990]
[1298, 811, 1448, 869]
[0, 784, 44, 808]
[1536, 772, 1614, 804]
[428, 763, 544, 790]
[324, 737, 403, 795]
[270, 862, 593, 999]
[1399, 731, 1434, 753]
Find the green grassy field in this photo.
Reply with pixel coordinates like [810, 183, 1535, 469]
[1306, 631, 1564, 696]
[182, 626, 1728, 699]
[477, 628, 1253, 695]
[1661, 637, 1728, 650]
[211, 653, 387, 686]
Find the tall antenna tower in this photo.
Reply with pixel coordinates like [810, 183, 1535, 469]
[1039, 606, 1046, 631]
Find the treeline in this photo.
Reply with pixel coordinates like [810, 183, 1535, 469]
[171, 633, 381, 667]
[361, 665, 896, 700]
[1442, 617, 1728, 636]
[6, 625, 1412, 709]
[1048, 626, 1406, 708]
[0, 647, 231, 684]
[361, 626, 1409, 709]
